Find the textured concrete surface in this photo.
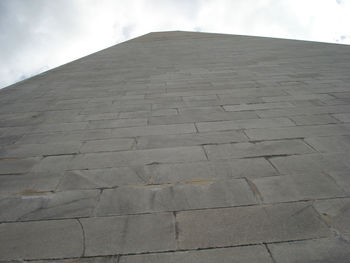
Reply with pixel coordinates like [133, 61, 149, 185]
[0, 31, 350, 262]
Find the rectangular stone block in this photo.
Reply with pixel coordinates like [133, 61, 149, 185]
[106, 123, 196, 138]
[245, 124, 350, 140]
[176, 202, 331, 250]
[0, 219, 83, 260]
[289, 114, 338, 125]
[1, 142, 81, 158]
[204, 140, 314, 160]
[120, 245, 273, 263]
[0, 174, 61, 196]
[270, 153, 350, 175]
[304, 136, 350, 153]
[124, 158, 276, 186]
[223, 102, 294, 112]
[70, 146, 207, 170]
[87, 118, 147, 129]
[96, 179, 257, 216]
[252, 173, 345, 203]
[314, 198, 350, 240]
[257, 105, 350, 118]
[81, 213, 176, 256]
[57, 167, 147, 190]
[196, 117, 294, 132]
[31, 122, 88, 133]
[268, 238, 350, 263]
[136, 130, 247, 149]
[80, 138, 134, 153]
[0, 190, 99, 222]
[0, 157, 39, 175]
[262, 94, 333, 102]
[333, 113, 350, 122]
[17, 131, 84, 144]
[149, 110, 258, 125]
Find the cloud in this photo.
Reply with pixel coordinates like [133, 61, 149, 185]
[0, 0, 350, 88]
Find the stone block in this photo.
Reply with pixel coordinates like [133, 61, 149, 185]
[252, 173, 345, 203]
[136, 130, 247, 149]
[314, 198, 350, 240]
[81, 213, 176, 256]
[120, 245, 272, 263]
[58, 167, 147, 190]
[0, 190, 99, 222]
[245, 124, 350, 141]
[0, 219, 83, 260]
[70, 146, 206, 170]
[196, 117, 294, 132]
[176, 202, 330, 249]
[268, 238, 350, 263]
[80, 138, 134, 153]
[204, 140, 314, 160]
[96, 179, 256, 216]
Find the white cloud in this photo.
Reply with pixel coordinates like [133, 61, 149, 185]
[0, 0, 350, 88]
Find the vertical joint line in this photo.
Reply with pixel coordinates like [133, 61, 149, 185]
[264, 243, 277, 263]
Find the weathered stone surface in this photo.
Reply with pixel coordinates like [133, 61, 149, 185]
[1, 31, 350, 261]
[0, 157, 39, 175]
[314, 198, 350, 240]
[0, 190, 100, 222]
[148, 109, 259, 125]
[176, 202, 330, 249]
[136, 130, 247, 149]
[58, 167, 147, 190]
[96, 179, 256, 216]
[196, 117, 294, 132]
[83, 123, 196, 140]
[245, 124, 350, 140]
[289, 114, 338, 125]
[327, 171, 350, 194]
[81, 213, 176, 256]
[70, 146, 207, 169]
[119, 245, 273, 263]
[1, 142, 81, 158]
[80, 138, 134, 153]
[253, 173, 345, 203]
[136, 158, 277, 184]
[270, 153, 350, 174]
[223, 102, 294, 112]
[268, 238, 350, 263]
[0, 173, 61, 196]
[0, 219, 83, 260]
[87, 118, 147, 129]
[334, 113, 350, 122]
[204, 140, 314, 160]
[304, 135, 350, 153]
[30, 256, 118, 263]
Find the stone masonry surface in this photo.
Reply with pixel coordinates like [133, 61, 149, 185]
[0, 31, 350, 262]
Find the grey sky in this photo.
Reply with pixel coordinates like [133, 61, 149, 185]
[1, 0, 349, 89]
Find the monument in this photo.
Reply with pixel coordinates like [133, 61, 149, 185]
[0, 31, 350, 262]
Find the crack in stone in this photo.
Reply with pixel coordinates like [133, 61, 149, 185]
[77, 218, 86, 257]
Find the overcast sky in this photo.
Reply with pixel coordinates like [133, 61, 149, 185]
[1, 0, 350, 89]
